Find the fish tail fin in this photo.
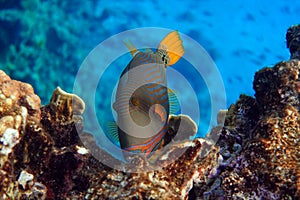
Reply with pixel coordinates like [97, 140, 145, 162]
[158, 31, 184, 66]
[123, 39, 139, 57]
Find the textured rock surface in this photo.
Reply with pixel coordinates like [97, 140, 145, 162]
[0, 70, 215, 199]
[0, 71, 89, 199]
[82, 139, 218, 200]
[189, 27, 300, 199]
[287, 24, 300, 60]
[191, 29, 300, 199]
[1, 24, 300, 200]
[0, 70, 47, 199]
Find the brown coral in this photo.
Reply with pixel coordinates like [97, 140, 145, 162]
[0, 70, 46, 199]
[194, 57, 300, 200]
[84, 139, 218, 200]
[0, 70, 217, 199]
[0, 70, 90, 199]
[190, 27, 300, 199]
[286, 24, 300, 59]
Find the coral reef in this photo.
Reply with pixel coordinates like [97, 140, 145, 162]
[191, 28, 300, 199]
[200, 88, 299, 198]
[190, 27, 300, 199]
[0, 69, 89, 199]
[286, 24, 300, 60]
[0, 70, 47, 199]
[0, 25, 300, 199]
[0, 69, 217, 199]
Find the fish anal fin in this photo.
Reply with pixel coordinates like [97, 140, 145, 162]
[158, 31, 184, 66]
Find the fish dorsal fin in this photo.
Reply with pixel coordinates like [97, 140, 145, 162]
[123, 39, 139, 57]
[168, 88, 180, 114]
[158, 31, 184, 66]
[104, 121, 120, 144]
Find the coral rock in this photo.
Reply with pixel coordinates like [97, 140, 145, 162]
[193, 41, 300, 199]
[0, 70, 46, 199]
[84, 138, 218, 200]
[286, 24, 300, 59]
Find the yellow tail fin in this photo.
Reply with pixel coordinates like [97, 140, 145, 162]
[158, 31, 184, 66]
[123, 39, 139, 57]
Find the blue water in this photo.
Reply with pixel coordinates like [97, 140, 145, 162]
[0, 0, 299, 141]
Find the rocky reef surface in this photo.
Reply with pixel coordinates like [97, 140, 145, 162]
[1, 25, 300, 199]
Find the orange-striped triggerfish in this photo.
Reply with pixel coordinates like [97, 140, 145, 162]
[107, 31, 184, 158]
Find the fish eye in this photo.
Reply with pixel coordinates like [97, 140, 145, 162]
[161, 54, 169, 64]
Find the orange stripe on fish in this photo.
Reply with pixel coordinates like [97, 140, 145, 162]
[124, 126, 167, 157]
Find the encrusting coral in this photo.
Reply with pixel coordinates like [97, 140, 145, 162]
[0, 25, 300, 199]
[0, 70, 47, 199]
[202, 61, 300, 198]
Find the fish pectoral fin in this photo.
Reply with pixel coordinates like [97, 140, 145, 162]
[104, 121, 120, 144]
[158, 31, 184, 66]
[168, 88, 180, 114]
[123, 39, 139, 57]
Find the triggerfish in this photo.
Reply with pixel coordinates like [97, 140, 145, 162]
[107, 31, 184, 158]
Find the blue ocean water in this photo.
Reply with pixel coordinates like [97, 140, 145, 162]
[0, 0, 299, 141]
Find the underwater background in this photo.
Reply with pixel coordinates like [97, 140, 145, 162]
[0, 0, 299, 138]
